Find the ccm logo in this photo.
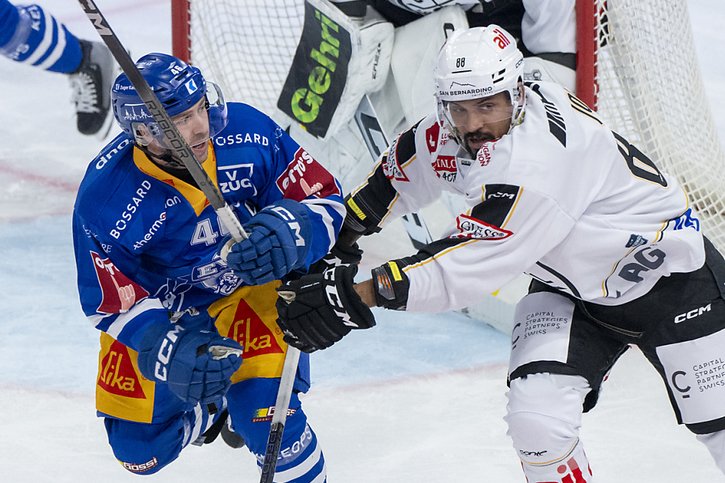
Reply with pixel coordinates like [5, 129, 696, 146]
[674, 304, 711, 324]
[155, 325, 185, 380]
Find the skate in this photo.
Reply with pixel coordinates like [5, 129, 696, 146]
[69, 39, 116, 138]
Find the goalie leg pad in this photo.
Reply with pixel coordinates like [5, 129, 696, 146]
[505, 373, 593, 481]
[523, 55, 576, 92]
[278, 0, 394, 140]
[390, 5, 469, 124]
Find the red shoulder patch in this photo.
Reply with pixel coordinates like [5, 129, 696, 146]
[91, 251, 149, 314]
[276, 148, 341, 200]
[425, 122, 441, 153]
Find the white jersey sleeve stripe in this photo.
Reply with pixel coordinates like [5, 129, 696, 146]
[22, 9, 54, 66]
[35, 20, 67, 70]
[302, 201, 337, 252]
[103, 297, 165, 340]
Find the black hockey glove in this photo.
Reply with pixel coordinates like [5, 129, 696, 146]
[309, 241, 363, 273]
[275, 265, 375, 352]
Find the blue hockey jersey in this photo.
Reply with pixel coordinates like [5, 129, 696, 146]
[72, 102, 345, 352]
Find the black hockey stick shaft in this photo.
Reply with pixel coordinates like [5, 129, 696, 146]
[354, 95, 433, 250]
[75, 0, 246, 241]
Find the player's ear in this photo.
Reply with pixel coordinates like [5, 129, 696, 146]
[132, 122, 153, 147]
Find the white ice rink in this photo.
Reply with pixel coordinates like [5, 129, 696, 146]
[1, 1, 725, 481]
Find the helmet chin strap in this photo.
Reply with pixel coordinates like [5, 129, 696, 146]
[136, 143, 187, 170]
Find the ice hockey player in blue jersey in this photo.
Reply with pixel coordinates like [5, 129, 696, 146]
[72, 52, 344, 481]
[0, 0, 116, 136]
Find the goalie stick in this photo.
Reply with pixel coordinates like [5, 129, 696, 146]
[76, 2, 300, 480]
[354, 95, 433, 250]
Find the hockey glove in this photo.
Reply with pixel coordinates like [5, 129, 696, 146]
[137, 313, 243, 406]
[275, 265, 375, 352]
[309, 241, 363, 273]
[223, 199, 311, 285]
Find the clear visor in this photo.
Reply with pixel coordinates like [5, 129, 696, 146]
[440, 92, 514, 132]
[132, 81, 225, 149]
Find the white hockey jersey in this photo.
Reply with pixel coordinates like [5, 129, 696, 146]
[350, 81, 705, 312]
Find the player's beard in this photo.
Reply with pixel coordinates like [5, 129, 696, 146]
[463, 131, 497, 157]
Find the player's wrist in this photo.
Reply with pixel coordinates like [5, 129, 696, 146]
[353, 279, 376, 307]
[371, 261, 410, 310]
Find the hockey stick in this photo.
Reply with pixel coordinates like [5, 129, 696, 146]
[259, 347, 300, 482]
[77, 1, 301, 479]
[354, 95, 433, 250]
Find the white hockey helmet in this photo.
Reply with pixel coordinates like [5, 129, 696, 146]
[435, 25, 525, 139]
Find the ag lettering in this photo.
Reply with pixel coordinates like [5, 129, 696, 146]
[618, 247, 666, 283]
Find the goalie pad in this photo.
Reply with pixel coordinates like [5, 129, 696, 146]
[390, 6, 469, 125]
[523, 56, 576, 93]
[277, 0, 394, 140]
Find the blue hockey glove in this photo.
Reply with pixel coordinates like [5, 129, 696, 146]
[137, 313, 243, 406]
[223, 198, 311, 285]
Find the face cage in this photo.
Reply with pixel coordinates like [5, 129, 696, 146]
[436, 82, 526, 150]
[131, 81, 227, 149]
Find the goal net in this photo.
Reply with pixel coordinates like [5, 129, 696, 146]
[172, 0, 725, 253]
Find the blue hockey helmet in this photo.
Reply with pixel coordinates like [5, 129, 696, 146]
[111, 52, 228, 145]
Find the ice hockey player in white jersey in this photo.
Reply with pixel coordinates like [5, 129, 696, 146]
[274, 25, 725, 481]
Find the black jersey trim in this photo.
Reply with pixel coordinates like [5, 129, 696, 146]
[474, 184, 522, 228]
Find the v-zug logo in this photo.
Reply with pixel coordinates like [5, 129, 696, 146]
[219, 163, 256, 195]
[185, 78, 198, 94]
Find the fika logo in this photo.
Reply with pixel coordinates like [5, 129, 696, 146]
[228, 299, 284, 356]
[98, 340, 145, 398]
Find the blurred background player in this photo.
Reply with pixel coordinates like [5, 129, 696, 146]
[330, 0, 576, 95]
[274, 25, 725, 481]
[0, 0, 115, 137]
[72, 52, 343, 480]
